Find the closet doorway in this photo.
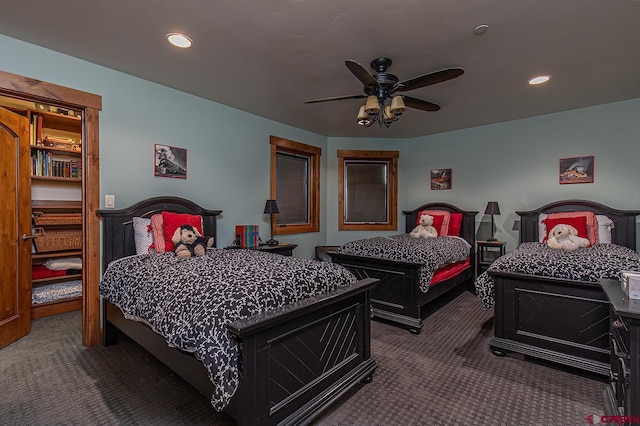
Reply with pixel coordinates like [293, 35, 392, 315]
[0, 70, 102, 348]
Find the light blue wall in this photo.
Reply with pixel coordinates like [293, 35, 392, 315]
[0, 34, 328, 259]
[3, 34, 640, 257]
[405, 98, 640, 252]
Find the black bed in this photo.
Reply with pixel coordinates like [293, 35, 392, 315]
[330, 203, 478, 334]
[98, 196, 378, 426]
[484, 199, 640, 376]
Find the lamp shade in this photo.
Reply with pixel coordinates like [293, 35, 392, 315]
[484, 201, 500, 215]
[357, 106, 371, 126]
[384, 106, 395, 120]
[390, 96, 406, 115]
[364, 96, 380, 114]
[263, 199, 279, 214]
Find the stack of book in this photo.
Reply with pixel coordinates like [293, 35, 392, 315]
[235, 225, 259, 248]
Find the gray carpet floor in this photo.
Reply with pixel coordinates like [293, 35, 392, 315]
[0, 290, 606, 425]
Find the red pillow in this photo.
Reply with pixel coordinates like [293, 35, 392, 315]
[448, 213, 463, 237]
[162, 212, 204, 252]
[416, 210, 450, 236]
[545, 211, 598, 245]
[542, 216, 590, 245]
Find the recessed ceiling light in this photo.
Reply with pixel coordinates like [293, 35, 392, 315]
[529, 75, 550, 85]
[167, 33, 193, 48]
[474, 24, 489, 35]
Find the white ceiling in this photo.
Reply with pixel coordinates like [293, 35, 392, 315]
[1, 0, 639, 138]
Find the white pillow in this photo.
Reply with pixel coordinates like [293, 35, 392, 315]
[44, 257, 82, 270]
[596, 215, 614, 244]
[538, 213, 547, 242]
[133, 217, 154, 255]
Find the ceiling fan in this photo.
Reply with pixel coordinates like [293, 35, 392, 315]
[304, 57, 464, 127]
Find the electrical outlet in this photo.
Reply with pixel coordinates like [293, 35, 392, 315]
[105, 194, 115, 209]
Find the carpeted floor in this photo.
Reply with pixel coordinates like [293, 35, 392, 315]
[0, 289, 606, 425]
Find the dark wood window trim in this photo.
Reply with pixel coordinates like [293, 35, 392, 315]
[270, 135, 321, 235]
[338, 150, 398, 231]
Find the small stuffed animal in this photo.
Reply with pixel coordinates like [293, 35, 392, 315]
[172, 224, 214, 258]
[410, 214, 438, 239]
[546, 224, 590, 251]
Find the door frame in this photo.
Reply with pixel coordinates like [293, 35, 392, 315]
[0, 70, 103, 347]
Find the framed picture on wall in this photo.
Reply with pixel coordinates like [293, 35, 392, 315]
[154, 144, 187, 179]
[431, 169, 452, 190]
[559, 156, 594, 184]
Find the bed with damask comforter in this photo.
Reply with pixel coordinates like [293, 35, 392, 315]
[99, 196, 377, 426]
[337, 234, 471, 293]
[475, 242, 640, 310]
[475, 200, 640, 376]
[330, 203, 478, 334]
[100, 248, 360, 411]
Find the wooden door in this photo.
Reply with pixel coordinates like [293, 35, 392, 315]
[0, 106, 31, 349]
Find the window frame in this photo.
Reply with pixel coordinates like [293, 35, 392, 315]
[338, 150, 398, 231]
[270, 135, 321, 235]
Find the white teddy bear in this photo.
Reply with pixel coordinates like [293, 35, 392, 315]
[410, 214, 438, 239]
[546, 224, 590, 251]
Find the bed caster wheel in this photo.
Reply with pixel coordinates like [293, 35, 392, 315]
[491, 348, 506, 357]
[361, 375, 373, 384]
[409, 327, 422, 335]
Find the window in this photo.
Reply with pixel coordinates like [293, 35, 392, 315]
[338, 150, 398, 231]
[270, 135, 320, 235]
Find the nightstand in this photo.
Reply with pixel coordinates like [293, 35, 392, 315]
[225, 243, 297, 256]
[476, 240, 506, 275]
[601, 279, 640, 419]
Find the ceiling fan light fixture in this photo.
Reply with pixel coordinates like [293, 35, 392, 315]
[357, 106, 372, 126]
[364, 96, 380, 114]
[384, 106, 395, 120]
[390, 96, 406, 115]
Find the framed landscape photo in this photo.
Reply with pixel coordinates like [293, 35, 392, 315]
[154, 144, 187, 179]
[431, 169, 452, 190]
[559, 156, 594, 184]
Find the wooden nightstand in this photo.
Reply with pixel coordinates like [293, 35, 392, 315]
[476, 240, 506, 275]
[225, 243, 297, 256]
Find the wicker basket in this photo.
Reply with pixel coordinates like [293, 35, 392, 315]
[33, 212, 82, 226]
[33, 228, 82, 252]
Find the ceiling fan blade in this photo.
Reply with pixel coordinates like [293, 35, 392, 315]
[345, 60, 378, 86]
[397, 68, 464, 92]
[403, 96, 441, 112]
[304, 94, 366, 104]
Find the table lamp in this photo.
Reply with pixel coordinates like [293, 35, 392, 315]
[263, 199, 279, 246]
[484, 201, 501, 241]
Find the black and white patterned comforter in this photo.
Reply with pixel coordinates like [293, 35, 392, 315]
[474, 242, 640, 310]
[337, 234, 471, 292]
[99, 248, 357, 411]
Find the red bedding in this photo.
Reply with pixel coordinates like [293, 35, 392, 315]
[431, 257, 471, 286]
[32, 264, 67, 280]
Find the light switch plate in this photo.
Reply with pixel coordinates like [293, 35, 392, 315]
[105, 194, 115, 209]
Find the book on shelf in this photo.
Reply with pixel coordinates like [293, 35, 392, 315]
[30, 151, 82, 178]
[30, 113, 43, 145]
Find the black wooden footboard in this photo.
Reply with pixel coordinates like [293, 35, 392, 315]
[104, 277, 378, 426]
[490, 271, 610, 376]
[330, 252, 473, 334]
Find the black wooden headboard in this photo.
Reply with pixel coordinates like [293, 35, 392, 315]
[517, 199, 640, 250]
[403, 202, 479, 250]
[98, 196, 222, 269]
